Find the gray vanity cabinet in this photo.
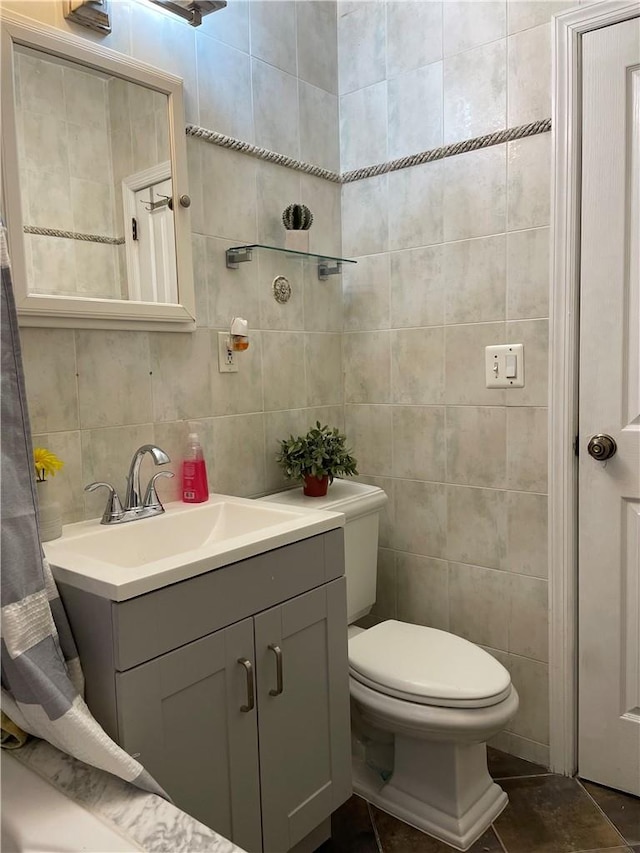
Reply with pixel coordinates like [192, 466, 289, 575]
[114, 617, 263, 853]
[254, 580, 351, 853]
[55, 530, 351, 853]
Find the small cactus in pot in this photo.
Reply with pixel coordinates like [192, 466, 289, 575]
[282, 203, 313, 252]
[282, 203, 313, 231]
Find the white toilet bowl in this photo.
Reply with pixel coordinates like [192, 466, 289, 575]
[261, 483, 518, 851]
[349, 620, 519, 852]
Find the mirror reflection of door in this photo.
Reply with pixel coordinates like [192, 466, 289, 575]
[122, 167, 177, 304]
[133, 179, 178, 304]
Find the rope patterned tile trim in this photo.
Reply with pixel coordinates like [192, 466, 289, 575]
[341, 118, 552, 182]
[186, 118, 551, 185]
[24, 225, 125, 245]
[185, 124, 341, 183]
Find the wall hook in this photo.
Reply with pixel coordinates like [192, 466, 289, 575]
[140, 194, 173, 212]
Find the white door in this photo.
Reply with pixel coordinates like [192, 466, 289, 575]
[132, 179, 178, 304]
[578, 17, 640, 796]
[122, 166, 178, 304]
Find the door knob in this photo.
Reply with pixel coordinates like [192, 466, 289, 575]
[587, 434, 617, 460]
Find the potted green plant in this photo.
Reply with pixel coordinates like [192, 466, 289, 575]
[276, 422, 358, 497]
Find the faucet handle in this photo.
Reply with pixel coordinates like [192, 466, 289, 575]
[85, 482, 124, 525]
[143, 471, 174, 511]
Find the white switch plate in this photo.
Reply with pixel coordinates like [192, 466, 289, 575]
[218, 332, 238, 373]
[485, 343, 525, 388]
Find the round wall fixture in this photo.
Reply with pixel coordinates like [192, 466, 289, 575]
[272, 275, 292, 304]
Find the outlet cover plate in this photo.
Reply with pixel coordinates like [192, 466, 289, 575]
[218, 332, 238, 373]
[485, 343, 524, 388]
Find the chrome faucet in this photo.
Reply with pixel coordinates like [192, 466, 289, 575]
[124, 444, 170, 510]
[85, 444, 174, 525]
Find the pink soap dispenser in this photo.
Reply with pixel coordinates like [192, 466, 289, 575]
[182, 431, 209, 503]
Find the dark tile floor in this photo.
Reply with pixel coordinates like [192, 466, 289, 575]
[319, 748, 640, 853]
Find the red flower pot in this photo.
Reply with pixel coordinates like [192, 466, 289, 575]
[303, 474, 329, 497]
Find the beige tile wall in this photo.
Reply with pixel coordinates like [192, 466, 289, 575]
[18, 0, 343, 521]
[11, 0, 595, 769]
[338, 0, 575, 767]
[15, 51, 122, 299]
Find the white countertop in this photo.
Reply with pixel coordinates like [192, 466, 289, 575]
[44, 493, 344, 601]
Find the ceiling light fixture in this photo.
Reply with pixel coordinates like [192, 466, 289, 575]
[147, 0, 227, 27]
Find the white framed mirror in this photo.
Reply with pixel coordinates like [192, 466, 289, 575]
[0, 11, 196, 331]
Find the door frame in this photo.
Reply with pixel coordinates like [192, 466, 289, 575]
[549, 0, 640, 776]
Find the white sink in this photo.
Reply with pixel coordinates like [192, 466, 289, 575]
[44, 494, 343, 601]
[54, 500, 311, 568]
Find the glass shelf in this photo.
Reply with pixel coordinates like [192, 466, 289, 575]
[225, 243, 357, 280]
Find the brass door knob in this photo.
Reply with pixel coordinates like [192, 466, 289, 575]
[587, 434, 617, 461]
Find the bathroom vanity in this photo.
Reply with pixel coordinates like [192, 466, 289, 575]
[47, 500, 351, 853]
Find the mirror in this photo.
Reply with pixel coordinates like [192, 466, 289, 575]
[1, 12, 195, 330]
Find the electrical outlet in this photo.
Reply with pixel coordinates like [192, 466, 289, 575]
[218, 332, 238, 373]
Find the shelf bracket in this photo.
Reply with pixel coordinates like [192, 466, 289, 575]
[226, 247, 253, 269]
[318, 261, 342, 281]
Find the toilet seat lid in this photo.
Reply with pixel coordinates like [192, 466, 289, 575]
[348, 621, 512, 708]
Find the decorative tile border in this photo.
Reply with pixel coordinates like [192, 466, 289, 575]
[185, 124, 341, 183]
[186, 118, 551, 185]
[24, 225, 125, 245]
[341, 118, 552, 182]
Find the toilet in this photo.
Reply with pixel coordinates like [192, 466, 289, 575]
[261, 479, 519, 852]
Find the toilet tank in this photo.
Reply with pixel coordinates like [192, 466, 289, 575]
[259, 480, 388, 623]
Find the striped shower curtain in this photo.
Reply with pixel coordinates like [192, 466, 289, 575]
[0, 225, 166, 797]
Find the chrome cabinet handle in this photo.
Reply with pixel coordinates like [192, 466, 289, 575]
[268, 644, 283, 696]
[237, 658, 254, 713]
[587, 434, 617, 461]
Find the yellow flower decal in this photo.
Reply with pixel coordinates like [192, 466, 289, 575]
[34, 447, 63, 481]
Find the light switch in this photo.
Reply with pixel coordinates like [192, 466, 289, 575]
[485, 344, 525, 388]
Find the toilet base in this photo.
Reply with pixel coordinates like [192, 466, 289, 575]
[352, 737, 507, 852]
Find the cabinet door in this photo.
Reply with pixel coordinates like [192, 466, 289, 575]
[115, 618, 262, 852]
[254, 578, 351, 853]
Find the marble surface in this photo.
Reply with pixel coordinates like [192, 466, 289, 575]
[10, 738, 244, 853]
